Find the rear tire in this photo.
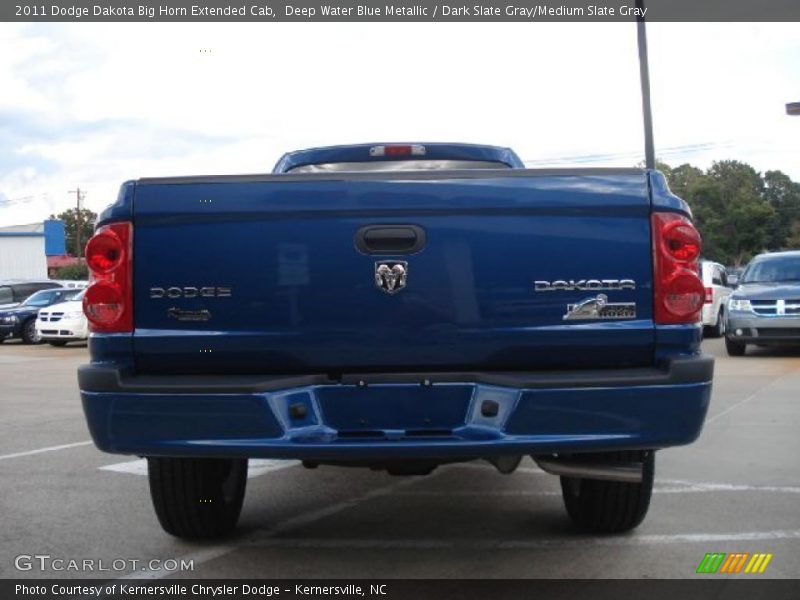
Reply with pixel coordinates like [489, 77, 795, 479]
[725, 337, 746, 356]
[21, 319, 41, 344]
[147, 457, 247, 539]
[560, 450, 655, 533]
[708, 308, 725, 338]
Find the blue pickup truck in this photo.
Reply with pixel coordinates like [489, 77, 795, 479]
[78, 143, 713, 539]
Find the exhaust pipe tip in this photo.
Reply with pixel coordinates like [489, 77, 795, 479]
[533, 455, 644, 483]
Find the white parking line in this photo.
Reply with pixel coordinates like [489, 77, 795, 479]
[0, 440, 92, 461]
[98, 459, 800, 495]
[658, 479, 800, 494]
[243, 529, 800, 551]
[122, 475, 423, 581]
[92, 461, 800, 581]
[395, 490, 562, 497]
[98, 459, 150, 476]
[456, 462, 546, 474]
[0, 354, 49, 364]
[247, 459, 301, 478]
[395, 483, 800, 497]
[706, 369, 796, 424]
[99, 458, 300, 478]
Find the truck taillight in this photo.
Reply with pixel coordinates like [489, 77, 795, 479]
[704, 287, 714, 304]
[84, 221, 132, 333]
[652, 212, 704, 324]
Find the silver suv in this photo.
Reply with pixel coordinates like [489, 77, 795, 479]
[725, 251, 800, 356]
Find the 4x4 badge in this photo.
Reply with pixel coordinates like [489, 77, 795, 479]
[375, 261, 408, 295]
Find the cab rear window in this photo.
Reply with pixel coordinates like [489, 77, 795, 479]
[287, 160, 512, 173]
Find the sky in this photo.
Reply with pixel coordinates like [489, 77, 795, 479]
[0, 22, 798, 227]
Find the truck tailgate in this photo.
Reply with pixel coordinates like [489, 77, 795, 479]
[131, 170, 654, 374]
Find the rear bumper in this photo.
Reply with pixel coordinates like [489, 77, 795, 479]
[78, 355, 714, 460]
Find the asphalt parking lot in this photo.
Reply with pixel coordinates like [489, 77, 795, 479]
[1, 338, 798, 580]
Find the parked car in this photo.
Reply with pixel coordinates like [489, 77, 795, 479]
[35, 289, 88, 346]
[0, 288, 80, 344]
[78, 142, 714, 539]
[699, 260, 733, 337]
[725, 250, 800, 356]
[0, 280, 63, 311]
[51, 280, 89, 290]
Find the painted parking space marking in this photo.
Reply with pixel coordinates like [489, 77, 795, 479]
[99, 458, 300, 478]
[97, 459, 800, 495]
[394, 482, 800, 497]
[657, 480, 800, 494]
[120, 474, 423, 581]
[706, 369, 798, 424]
[247, 459, 301, 478]
[242, 529, 800, 551]
[0, 354, 50, 365]
[98, 459, 149, 476]
[0, 440, 92, 461]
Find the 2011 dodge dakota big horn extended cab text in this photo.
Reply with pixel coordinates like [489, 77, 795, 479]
[77, 143, 714, 539]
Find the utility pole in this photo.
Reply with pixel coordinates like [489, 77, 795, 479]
[68, 188, 86, 258]
[636, 0, 655, 170]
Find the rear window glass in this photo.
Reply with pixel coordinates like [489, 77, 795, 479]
[287, 160, 512, 173]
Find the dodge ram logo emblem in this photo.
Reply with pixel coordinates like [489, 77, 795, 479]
[375, 261, 408, 295]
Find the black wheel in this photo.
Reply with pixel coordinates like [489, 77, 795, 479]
[21, 319, 41, 344]
[147, 457, 247, 539]
[560, 450, 655, 533]
[725, 336, 746, 356]
[708, 308, 726, 338]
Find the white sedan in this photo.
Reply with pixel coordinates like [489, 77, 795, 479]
[35, 290, 88, 346]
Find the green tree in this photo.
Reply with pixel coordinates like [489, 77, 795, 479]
[786, 222, 800, 249]
[50, 208, 97, 257]
[666, 163, 704, 200]
[704, 161, 773, 265]
[55, 263, 89, 280]
[659, 160, 776, 266]
[708, 160, 764, 200]
[763, 170, 800, 249]
[695, 180, 773, 266]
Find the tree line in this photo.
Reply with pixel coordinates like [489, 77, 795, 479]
[657, 160, 800, 267]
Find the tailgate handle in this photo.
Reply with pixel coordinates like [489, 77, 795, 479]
[356, 225, 426, 254]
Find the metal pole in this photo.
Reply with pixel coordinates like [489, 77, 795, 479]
[636, 0, 655, 169]
[68, 187, 84, 257]
[76, 188, 82, 258]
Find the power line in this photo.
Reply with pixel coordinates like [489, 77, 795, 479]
[522, 141, 736, 166]
[0, 193, 48, 207]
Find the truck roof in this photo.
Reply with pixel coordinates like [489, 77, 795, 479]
[272, 143, 525, 173]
